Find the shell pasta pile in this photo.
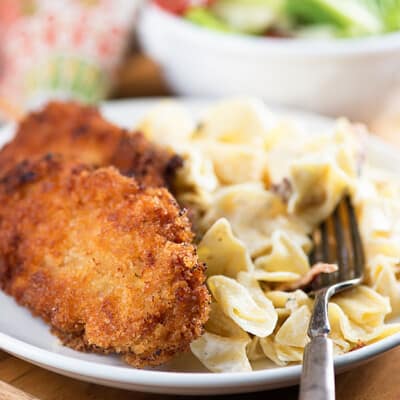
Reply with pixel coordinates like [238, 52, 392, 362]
[138, 98, 400, 372]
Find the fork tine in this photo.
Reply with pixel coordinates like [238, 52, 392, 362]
[333, 201, 350, 281]
[345, 196, 365, 279]
[311, 223, 331, 290]
[320, 220, 334, 286]
[310, 230, 323, 289]
[310, 196, 364, 293]
[309, 245, 316, 266]
[321, 220, 330, 262]
[310, 218, 334, 289]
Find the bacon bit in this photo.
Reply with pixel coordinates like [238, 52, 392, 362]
[276, 262, 338, 291]
[351, 341, 366, 351]
[271, 178, 292, 203]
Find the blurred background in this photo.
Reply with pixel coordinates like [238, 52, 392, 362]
[0, 0, 400, 144]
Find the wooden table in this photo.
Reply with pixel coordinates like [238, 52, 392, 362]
[1, 54, 400, 400]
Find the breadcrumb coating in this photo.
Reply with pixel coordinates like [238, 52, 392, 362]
[0, 155, 210, 367]
[0, 101, 182, 188]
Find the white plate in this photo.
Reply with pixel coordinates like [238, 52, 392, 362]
[0, 99, 399, 395]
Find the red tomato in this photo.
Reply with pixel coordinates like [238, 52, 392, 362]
[153, 0, 213, 15]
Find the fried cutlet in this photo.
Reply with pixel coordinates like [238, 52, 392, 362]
[0, 154, 209, 367]
[0, 101, 182, 188]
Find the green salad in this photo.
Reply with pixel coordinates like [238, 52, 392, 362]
[154, 0, 400, 38]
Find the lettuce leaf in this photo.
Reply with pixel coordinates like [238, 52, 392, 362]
[210, 0, 287, 34]
[184, 7, 233, 32]
[367, 0, 400, 30]
[286, 0, 383, 36]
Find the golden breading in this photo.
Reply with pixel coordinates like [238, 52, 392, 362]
[0, 155, 210, 367]
[0, 101, 182, 188]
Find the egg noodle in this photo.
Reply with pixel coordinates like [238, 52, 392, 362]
[138, 98, 400, 372]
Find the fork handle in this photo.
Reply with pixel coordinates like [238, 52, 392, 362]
[299, 335, 335, 400]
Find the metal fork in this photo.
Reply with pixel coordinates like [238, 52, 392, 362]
[299, 196, 365, 400]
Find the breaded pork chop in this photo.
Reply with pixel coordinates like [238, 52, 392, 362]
[0, 102, 181, 188]
[0, 154, 209, 367]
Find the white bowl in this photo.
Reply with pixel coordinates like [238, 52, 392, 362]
[138, 4, 400, 122]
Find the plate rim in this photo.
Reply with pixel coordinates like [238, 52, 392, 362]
[1, 98, 400, 393]
[1, 328, 400, 389]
